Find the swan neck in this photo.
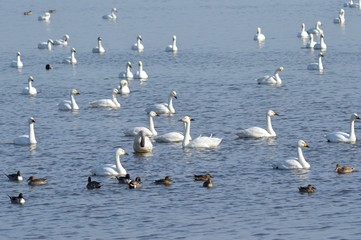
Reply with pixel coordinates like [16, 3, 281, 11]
[115, 154, 126, 175]
[168, 95, 175, 113]
[70, 94, 79, 110]
[182, 121, 191, 147]
[266, 115, 276, 136]
[149, 115, 156, 135]
[29, 122, 37, 144]
[350, 119, 356, 140]
[98, 39, 102, 49]
[318, 56, 323, 69]
[112, 93, 120, 107]
[17, 55, 21, 63]
[297, 146, 309, 168]
[28, 80, 33, 88]
[173, 38, 177, 49]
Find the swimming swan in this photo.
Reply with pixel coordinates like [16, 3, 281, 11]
[334, 9, 345, 24]
[63, 48, 77, 64]
[307, 52, 324, 71]
[165, 35, 178, 52]
[131, 35, 144, 51]
[180, 116, 222, 149]
[236, 110, 278, 138]
[135, 61, 148, 79]
[58, 89, 80, 111]
[145, 90, 177, 114]
[54, 34, 69, 46]
[297, 23, 309, 38]
[38, 39, 54, 50]
[22, 76, 37, 96]
[90, 148, 128, 176]
[307, 21, 323, 35]
[305, 33, 316, 48]
[154, 122, 192, 143]
[38, 12, 50, 21]
[272, 140, 310, 169]
[90, 89, 121, 108]
[92, 37, 106, 53]
[256, 67, 284, 85]
[103, 8, 118, 20]
[314, 33, 327, 50]
[119, 62, 133, 79]
[326, 113, 360, 143]
[133, 130, 153, 153]
[11, 52, 23, 68]
[119, 80, 130, 95]
[254, 27, 265, 41]
[124, 111, 158, 137]
[14, 117, 37, 145]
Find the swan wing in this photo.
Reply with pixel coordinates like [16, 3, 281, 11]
[145, 103, 170, 114]
[90, 99, 117, 108]
[256, 75, 276, 84]
[90, 164, 118, 176]
[14, 135, 30, 145]
[326, 132, 351, 142]
[272, 159, 303, 169]
[187, 136, 222, 148]
[58, 100, 72, 110]
[155, 132, 184, 143]
[237, 127, 271, 138]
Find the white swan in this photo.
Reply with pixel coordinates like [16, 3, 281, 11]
[22, 76, 37, 96]
[180, 116, 222, 149]
[90, 148, 127, 176]
[326, 113, 360, 143]
[131, 35, 144, 51]
[135, 61, 148, 79]
[119, 80, 130, 95]
[345, 0, 360, 8]
[154, 122, 192, 143]
[307, 52, 324, 71]
[133, 130, 153, 153]
[145, 91, 177, 114]
[63, 48, 77, 64]
[92, 37, 105, 53]
[38, 39, 54, 50]
[103, 8, 118, 20]
[334, 9, 345, 24]
[165, 35, 178, 52]
[305, 33, 316, 49]
[119, 62, 133, 79]
[38, 12, 50, 21]
[256, 67, 284, 85]
[314, 33, 327, 50]
[253, 27, 265, 42]
[90, 89, 121, 108]
[297, 23, 309, 38]
[272, 140, 310, 169]
[236, 110, 278, 138]
[11, 52, 23, 68]
[307, 21, 323, 35]
[58, 89, 80, 111]
[14, 117, 37, 145]
[344, 0, 354, 7]
[54, 34, 69, 46]
[124, 111, 158, 137]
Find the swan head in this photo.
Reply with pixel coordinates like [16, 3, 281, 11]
[127, 61, 132, 68]
[256, 27, 262, 33]
[267, 110, 278, 117]
[71, 48, 76, 53]
[173, 35, 177, 40]
[48, 39, 54, 45]
[120, 80, 128, 87]
[301, 23, 305, 28]
[277, 67, 284, 72]
[351, 113, 360, 121]
[28, 76, 34, 82]
[113, 88, 120, 95]
[171, 90, 177, 99]
[138, 61, 143, 67]
[97, 37, 102, 41]
[298, 140, 309, 148]
[28, 117, 35, 124]
[148, 111, 158, 118]
[71, 89, 80, 95]
[340, 9, 345, 14]
[112, 8, 118, 13]
[115, 148, 127, 156]
[137, 35, 142, 41]
[180, 116, 194, 123]
[17, 52, 21, 56]
[316, 21, 322, 27]
[63, 34, 70, 40]
[320, 33, 324, 38]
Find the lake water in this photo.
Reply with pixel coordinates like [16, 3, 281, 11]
[2, 0, 361, 239]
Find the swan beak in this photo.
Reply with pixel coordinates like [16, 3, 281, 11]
[174, 96, 178, 99]
[304, 144, 309, 148]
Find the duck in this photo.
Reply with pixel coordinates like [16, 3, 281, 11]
[203, 178, 213, 188]
[134, 61, 148, 79]
[116, 173, 131, 184]
[272, 140, 310, 169]
[326, 113, 360, 143]
[128, 177, 142, 189]
[89, 89, 121, 108]
[335, 163, 355, 174]
[23, 11, 32, 15]
[253, 27, 265, 41]
[256, 67, 284, 85]
[236, 110, 278, 138]
[334, 9, 345, 24]
[119, 80, 130, 95]
[87, 177, 102, 189]
[8, 193, 25, 204]
[4, 171, 23, 182]
[131, 35, 144, 51]
[22, 76, 37, 96]
[103, 8, 117, 20]
[38, 39, 54, 50]
[91, 148, 128, 176]
[307, 52, 324, 71]
[194, 173, 213, 181]
[14, 117, 37, 145]
[145, 91, 177, 114]
[305, 33, 316, 49]
[38, 12, 50, 21]
[133, 130, 153, 153]
[92, 37, 106, 53]
[180, 116, 222, 149]
[298, 184, 316, 193]
[307, 21, 323, 35]
[58, 89, 80, 111]
[119, 62, 133, 79]
[165, 35, 178, 52]
[297, 23, 309, 38]
[63, 48, 77, 64]
[45, 64, 53, 70]
[54, 34, 69, 46]
[345, 0, 360, 8]
[154, 176, 172, 186]
[124, 111, 158, 137]
[314, 33, 327, 50]
[27, 176, 47, 185]
[11, 52, 23, 68]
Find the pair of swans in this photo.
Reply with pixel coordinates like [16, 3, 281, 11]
[91, 148, 127, 176]
[124, 111, 158, 137]
[272, 140, 310, 169]
[132, 35, 144, 51]
[326, 113, 360, 143]
[307, 21, 323, 35]
[236, 110, 278, 138]
[145, 91, 177, 114]
[92, 37, 105, 53]
[256, 67, 284, 85]
[334, 9, 345, 24]
[133, 130, 153, 153]
[63, 48, 77, 64]
[14, 117, 37, 145]
[90, 89, 121, 108]
[165, 35, 178, 52]
[38, 39, 54, 50]
[307, 52, 324, 71]
[54, 34, 69, 46]
[119, 61, 148, 79]
[11, 52, 23, 68]
[22, 76, 37, 96]
[58, 89, 80, 111]
[253, 27, 265, 42]
[103, 8, 118, 20]
[297, 23, 309, 38]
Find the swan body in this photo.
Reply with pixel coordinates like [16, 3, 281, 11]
[119, 80, 130, 95]
[307, 52, 324, 70]
[119, 62, 133, 79]
[92, 37, 105, 53]
[165, 35, 178, 52]
[58, 89, 80, 111]
[254, 27, 265, 41]
[38, 12, 50, 21]
[8, 193, 25, 204]
[334, 9, 345, 24]
[11, 52, 23, 68]
[22, 76, 37, 96]
[124, 111, 158, 137]
[131, 35, 144, 51]
[306, 33, 316, 48]
[155, 122, 192, 143]
[103, 8, 117, 20]
[297, 23, 309, 38]
[63, 48, 77, 64]
[256, 67, 284, 85]
[91, 148, 127, 176]
[326, 113, 359, 143]
[90, 89, 121, 108]
[237, 110, 278, 138]
[145, 91, 177, 114]
[133, 130, 153, 153]
[307, 21, 323, 35]
[14, 117, 37, 145]
[314, 33, 327, 50]
[54, 34, 69, 46]
[180, 116, 222, 149]
[135, 61, 148, 79]
[38, 39, 54, 50]
[272, 140, 310, 169]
